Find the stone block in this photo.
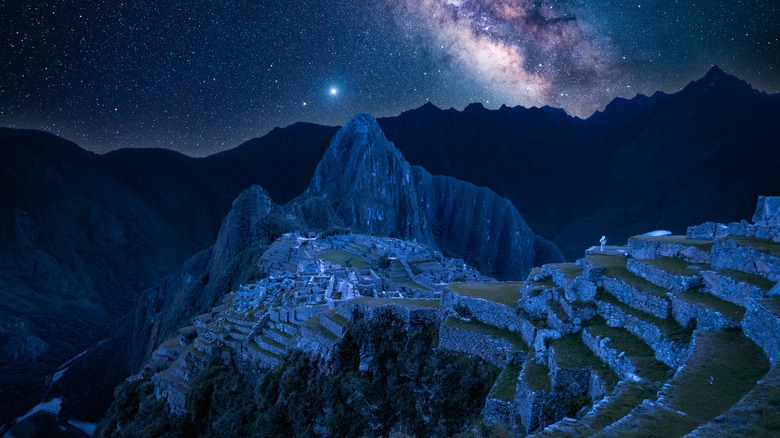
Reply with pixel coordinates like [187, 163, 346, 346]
[742, 301, 780, 364]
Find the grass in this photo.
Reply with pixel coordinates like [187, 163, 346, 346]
[662, 329, 770, 422]
[396, 279, 431, 291]
[551, 263, 583, 280]
[593, 401, 701, 438]
[585, 317, 672, 383]
[318, 249, 372, 269]
[524, 360, 552, 392]
[635, 257, 703, 277]
[676, 291, 747, 320]
[633, 234, 715, 251]
[582, 381, 658, 433]
[302, 316, 340, 343]
[587, 255, 667, 297]
[596, 290, 692, 343]
[442, 317, 526, 350]
[489, 364, 522, 401]
[350, 296, 440, 309]
[715, 268, 775, 291]
[447, 282, 522, 306]
[323, 308, 351, 327]
[552, 333, 619, 388]
[724, 236, 780, 258]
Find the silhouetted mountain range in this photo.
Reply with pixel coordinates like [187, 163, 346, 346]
[1, 66, 778, 431]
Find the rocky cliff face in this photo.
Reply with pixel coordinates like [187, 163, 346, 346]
[304, 114, 433, 246]
[298, 113, 547, 279]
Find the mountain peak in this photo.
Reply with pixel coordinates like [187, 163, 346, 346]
[683, 65, 757, 96]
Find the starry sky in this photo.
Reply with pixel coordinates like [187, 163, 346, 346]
[1, 0, 778, 156]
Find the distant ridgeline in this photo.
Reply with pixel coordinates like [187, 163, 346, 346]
[94, 195, 780, 436]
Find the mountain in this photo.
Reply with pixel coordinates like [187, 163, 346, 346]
[297, 113, 547, 278]
[1, 66, 778, 430]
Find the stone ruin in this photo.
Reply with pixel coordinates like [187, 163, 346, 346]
[145, 196, 780, 436]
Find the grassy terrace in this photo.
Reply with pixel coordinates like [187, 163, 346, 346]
[323, 308, 350, 327]
[524, 360, 552, 392]
[351, 296, 440, 309]
[318, 249, 372, 269]
[716, 268, 776, 291]
[582, 381, 658, 433]
[551, 263, 583, 280]
[302, 316, 340, 343]
[663, 329, 770, 423]
[396, 279, 431, 291]
[633, 234, 715, 251]
[552, 334, 619, 388]
[593, 402, 701, 438]
[724, 236, 780, 258]
[447, 282, 523, 306]
[489, 364, 522, 401]
[586, 317, 672, 383]
[676, 291, 746, 320]
[586, 255, 667, 297]
[596, 290, 692, 343]
[442, 317, 526, 350]
[634, 256, 703, 277]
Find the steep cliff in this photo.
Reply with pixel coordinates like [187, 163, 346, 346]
[297, 113, 549, 279]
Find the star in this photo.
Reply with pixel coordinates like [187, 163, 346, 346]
[329, 87, 338, 96]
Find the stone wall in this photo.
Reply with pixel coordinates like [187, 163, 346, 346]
[712, 239, 780, 282]
[742, 301, 780, 364]
[443, 289, 526, 332]
[668, 293, 741, 332]
[601, 276, 670, 319]
[597, 301, 691, 369]
[628, 237, 711, 264]
[438, 322, 523, 367]
[627, 259, 702, 291]
[581, 328, 639, 382]
[481, 398, 517, 429]
[701, 270, 767, 306]
[515, 378, 549, 433]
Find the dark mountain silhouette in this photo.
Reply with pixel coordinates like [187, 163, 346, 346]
[1, 66, 778, 430]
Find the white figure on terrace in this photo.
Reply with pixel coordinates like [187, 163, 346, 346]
[599, 235, 607, 251]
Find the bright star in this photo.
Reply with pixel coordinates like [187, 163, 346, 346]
[329, 87, 338, 95]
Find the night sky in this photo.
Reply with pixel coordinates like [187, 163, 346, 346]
[2, 0, 778, 156]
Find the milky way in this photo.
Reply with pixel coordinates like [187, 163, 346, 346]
[1, 0, 778, 156]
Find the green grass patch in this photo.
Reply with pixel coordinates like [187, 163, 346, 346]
[582, 381, 658, 433]
[715, 268, 775, 291]
[636, 257, 703, 277]
[676, 291, 746, 320]
[524, 360, 552, 392]
[323, 308, 350, 327]
[489, 364, 522, 401]
[633, 234, 715, 250]
[396, 279, 431, 291]
[302, 316, 340, 343]
[595, 290, 692, 343]
[552, 334, 619, 388]
[318, 249, 371, 269]
[663, 329, 770, 422]
[725, 236, 780, 258]
[551, 263, 583, 280]
[586, 317, 672, 383]
[592, 401, 701, 438]
[448, 282, 523, 306]
[587, 255, 667, 297]
[350, 296, 440, 309]
[442, 317, 526, 350]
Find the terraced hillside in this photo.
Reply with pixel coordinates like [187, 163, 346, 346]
[97, 196, 780, 437]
